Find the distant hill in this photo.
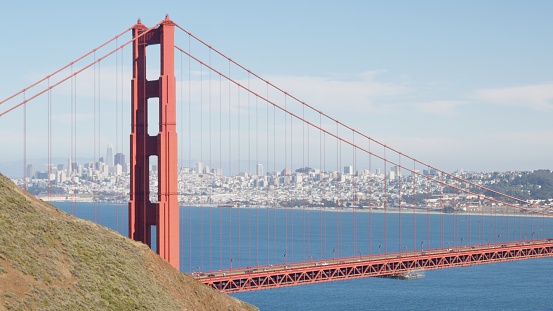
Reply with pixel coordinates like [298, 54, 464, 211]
[0, 173, 257, 311]
[485, 169, 553, 201]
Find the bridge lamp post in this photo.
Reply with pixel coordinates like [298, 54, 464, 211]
[230, 258, 234, 271]
[486, 239, 489, 245]
[461, 237, 464, 247]
[284, 253, 287, 265]
[378, 244, 382, 254]
[256, 260, 259, 269]
[420, 241, 424, 252]
[532, 231, 535, 240]
[332, 249, 336, 260]
[498, 234, 501, 242]
[447, 242, 450, 249]
[523, 235, 527, 241]
[359, 250, 362, 260]
[309, 255, 312, 262]
[403, 246, 407, 253]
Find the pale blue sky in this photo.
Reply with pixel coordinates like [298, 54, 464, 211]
[0, 1, 552, 173]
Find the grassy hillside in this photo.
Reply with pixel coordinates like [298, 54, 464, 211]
[0, 173, 257, 311]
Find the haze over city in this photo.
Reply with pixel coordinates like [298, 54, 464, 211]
[2, 3, 553, 311]
[1, 1, 552, 174]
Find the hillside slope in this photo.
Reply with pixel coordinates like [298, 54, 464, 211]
[0, 174, 257, 311]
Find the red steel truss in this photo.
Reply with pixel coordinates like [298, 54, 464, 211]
[129, 16, 179, 269]
[198, 240, 553, 293]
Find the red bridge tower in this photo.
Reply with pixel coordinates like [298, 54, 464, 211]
[129, 16, 179, 269]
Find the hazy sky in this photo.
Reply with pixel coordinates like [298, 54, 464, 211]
[0, 1, 552, 173]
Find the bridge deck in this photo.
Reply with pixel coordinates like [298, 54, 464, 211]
[195, 240, 553, 293]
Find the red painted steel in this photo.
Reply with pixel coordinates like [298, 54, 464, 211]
[173, 22, 547, 215]
[4, 16, 550, 284]
[197, 240, 553, 293]
[129, 16, 179, 269]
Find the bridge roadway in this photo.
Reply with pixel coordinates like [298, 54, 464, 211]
[194, 239, 553, 293]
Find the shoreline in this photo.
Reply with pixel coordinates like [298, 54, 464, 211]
[40, 196, 549, 218]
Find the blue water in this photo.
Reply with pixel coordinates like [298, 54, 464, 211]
[234, 258, 553, 311]
[54, 202, 553, 310]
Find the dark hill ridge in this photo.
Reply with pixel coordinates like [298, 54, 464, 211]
[0, 173, 257, 311]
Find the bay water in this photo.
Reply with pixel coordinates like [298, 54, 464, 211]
[54, 202, 553, 310]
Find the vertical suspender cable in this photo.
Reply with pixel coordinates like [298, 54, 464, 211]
[273, 97, 277, 263]
[188, 35, 192, 273]
[235, 82, 242, 268]
[247, 73, 251, 267]
[219, 73, 223, 269]
[228, 60, 233, 266]
[266, 85, 270, 265]
[320, 113, 323, 260]
[336, 123, 340, 258]
[369, 140, 372, 257]
[457, 187, 461, 245]
[337, 123, 342, 258]
[478, 196, 484, 244]
[505, 198, 510, 242]
[334, 122, 339, 258]
[453, 186, 457, 249]
[383, 147, 387, 253]
[209, 50, 213, 271]
[426, 167, 430, 248]
[353, 131, 357, 256]
[323, 122, 327, 258]
[466, 188, 470, 246]
[236, 76, 241, 268]
[199, 63, 204, 270]
[440, 174, 444, 248]
[501, 201, 505, 244]
[284, 94, 288, 261]
[94, 50, 98, 225]
[69, 66, 75, 213]
[303, 105, 308, 258]
[542, 203, 545, 242]
[73, 70, 78, 214]
[23, 92, 26, 190]
[255, 94, 259, 265]
[94, 61, 100, 224]
[413, 159, 417, 252]
[48, 78, 52, 201]
[304, 105, 309, 260]
[290, 101, 294, 261]
[398, 154, 402, 252]
[481, 192, 485, 244]
[114, 43, 118, 231]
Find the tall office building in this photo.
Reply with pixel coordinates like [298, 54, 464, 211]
[281, 167, 291, 176]
[257, 163, 263, 176]
[391, 165, 401, 178]
[114, 153, 126, 172]
[196, 162, 203, 174]
[344, 165, 353, 175]
[26, 164, 34, 179]
[106, 144, 114, 168]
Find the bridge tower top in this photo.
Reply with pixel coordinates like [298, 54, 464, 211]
[129, 17, 179, 269]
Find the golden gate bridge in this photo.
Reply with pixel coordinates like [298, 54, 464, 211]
[1, 16, 552, 293]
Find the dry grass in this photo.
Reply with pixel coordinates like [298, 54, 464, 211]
[0, 173, 257, 311]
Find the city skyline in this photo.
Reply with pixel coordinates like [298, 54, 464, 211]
[1, 2, 552, 174]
